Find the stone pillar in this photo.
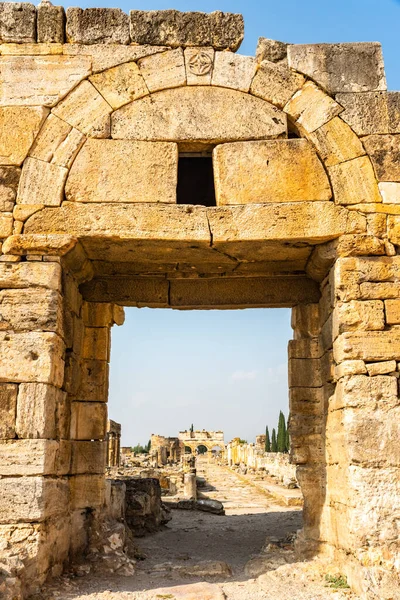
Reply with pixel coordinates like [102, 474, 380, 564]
[183, 473, 197, 500]
[291, 241, 400, 597]
[0, 246, 125, 597]
[327, 254, 400, 596]
[0, 258, 70, 596]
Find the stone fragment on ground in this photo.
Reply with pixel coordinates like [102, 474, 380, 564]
[151, 560, 232, 579]
[147, 582, 226, 600]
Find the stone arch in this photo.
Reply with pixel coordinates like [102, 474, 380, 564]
[0, 16, 399, 600]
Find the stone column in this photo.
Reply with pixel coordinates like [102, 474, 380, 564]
[183, 473, 197, 500]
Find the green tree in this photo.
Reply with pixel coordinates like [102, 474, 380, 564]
[190, 423, 194, 433]
[265, 426, 271, 452]
[146, 439, 151, 452]
[271, 428, 278, 452]
[277, 411, 287, 453]
[285, 425, 290, 453]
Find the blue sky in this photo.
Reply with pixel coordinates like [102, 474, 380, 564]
[34, 0, 400, 445]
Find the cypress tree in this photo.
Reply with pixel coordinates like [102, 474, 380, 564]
[265, 426, 271, 452]
[271, 428, 278, 452]
[277, 411, 287, 453]
[285, 426, 290, 453]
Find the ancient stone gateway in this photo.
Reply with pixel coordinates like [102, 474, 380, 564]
[0, 4, 399, 599]
[179, 429, 225, 454]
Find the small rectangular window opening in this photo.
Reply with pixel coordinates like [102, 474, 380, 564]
[177, 154, 216, 207]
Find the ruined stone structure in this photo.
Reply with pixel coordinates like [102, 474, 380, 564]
[179, 430, 225, 453]
[0, 4, 399, 598]
[227, 439, 297, 484]
[150, 434, 182, 465]
[106, 419, 121, 467]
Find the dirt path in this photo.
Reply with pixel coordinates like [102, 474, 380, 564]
[38, 459, 357, 600]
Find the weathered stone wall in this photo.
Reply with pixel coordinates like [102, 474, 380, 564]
[0, 5, 399, 599]
[227, 440, 297, 483]
[106, 419, 121, 467]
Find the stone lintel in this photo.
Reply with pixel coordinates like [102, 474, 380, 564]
[80, 275, 320, 308]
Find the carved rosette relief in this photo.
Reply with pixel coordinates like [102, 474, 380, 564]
[188, 51, 213, 76]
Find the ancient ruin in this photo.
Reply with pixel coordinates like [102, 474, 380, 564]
[179, 429, 225, 454]
[0, 3, 399, 599]
[106, 419, 121, 467]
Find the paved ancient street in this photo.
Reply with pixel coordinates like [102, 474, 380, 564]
[38, 459, 358, 600]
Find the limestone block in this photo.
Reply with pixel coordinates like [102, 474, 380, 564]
[37, 2, 65, 44]
[138, 48, 186, 93]
[289, 386, 324, 416]
[29, 113, 85, 169]
[0, 332, 64, 386]
[284, 82, 343, 133]
[82, 276, 170, 307]
[210, 11, 244, 51]
[0, 476, 69, 523]
[113, 304, 125, 326]
[0, 261, 61, 290]
[0, 288, 63, 334]
[363, 134, 400, 182]
[208, 202, 365, 249]
[63, 43, 167, 73]
[16, 383, 66, 439]
[385, 299, 400, 324]
[17, 158, 67, 206]
[78, 360, 109, 402]
[336, 91, 400, 136]
[288, 338, 322, 359]
[256, 37, 287, 63]
[65, 139, 178, 204]
[129, 10, 244, 51]
[90, 62, 148, 110]
[52, 81, 112, 138]
[359, 281, 400, 300]
[0, 3, 36, 44]
[211, 52, 257, 93]
[82, 327, 109, 361]
[365, 360, 397, 376]
[66, 8, 129, 45]
[0, 383, 17, 438]
[388, 214, 400, 245]
[0, 166, 20, 208]
[82, 302, 114, 328]
[184, 47, 214, 85]
[334, 331, 400, 363]
[366, 213, 387, 237]
[250, 60, 305, 109]
[112, 86, 286, 145]
[70, 402, 107, 440]
[0, 213, 13, 238]
[334, 360, 367, 379]
[328, 156, 381, 205]
[0, 107, 48, 166]
[379, 182, 400, 204]
[307, 117, 365, 167]
[291, 304, 320, 338]
[333, 374, 398, 411]
[288, 43, 386, 94]
[0, 55, 91, 107]
[2, 234, 76, 257]
[130, 10, 209, 47]
[213, 140, 331, 205]
[69, 474, 105, 509]
[0, 42, 63, 55]
[70, 441, 106, 474]
[0, 439, 70, 476]
[289, 358, 323, 388]
[333, 300, 385, 337]
[169, 276, 319, 309]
